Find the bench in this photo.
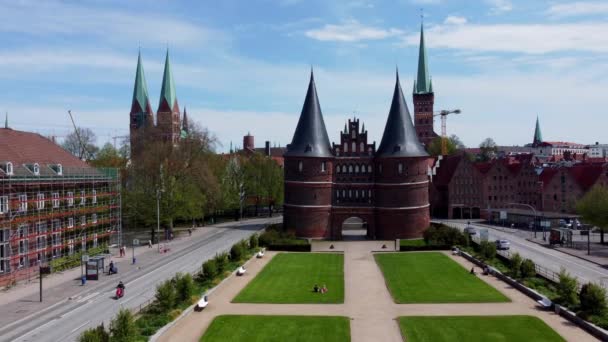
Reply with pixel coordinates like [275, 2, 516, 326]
[195, 295, 209, 311]
[537, 296, 552, 309]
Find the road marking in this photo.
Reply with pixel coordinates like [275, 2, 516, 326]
[14, 318, 57, 341]
[69, 320, 91, 334]
[77, 291, 99, 303]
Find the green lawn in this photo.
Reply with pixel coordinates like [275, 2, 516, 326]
[200, 315, 350, 342]
[399, 316, 565, 342]
[400, 239, 426, 247]
[233, 253, 344, 303]
[374, 252, 509, 303]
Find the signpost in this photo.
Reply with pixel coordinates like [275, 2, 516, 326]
[81, 254, 89, 283]
[39, 265, 51, 302]
[479, 229, 489, 242]
[132, 239, 139, 264]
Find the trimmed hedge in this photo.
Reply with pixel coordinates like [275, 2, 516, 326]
[266, 244, 311, 252]
[399, 245, 451, 252]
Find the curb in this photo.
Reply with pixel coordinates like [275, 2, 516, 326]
[525, 238, 607, 267]
[149, 251, 263, 342]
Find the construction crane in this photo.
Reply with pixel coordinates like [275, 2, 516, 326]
[433, 109, 461, 155]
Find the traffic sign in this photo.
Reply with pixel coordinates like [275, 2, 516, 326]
[81, 254, 89, 262]
[133, 239, 140, 246]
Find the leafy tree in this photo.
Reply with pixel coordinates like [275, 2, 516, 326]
[478, 137, 498, 162]
[249, 234, 259, 249]
[427, 136, 460, 156]
[109, 309, 137, 342]
[556, 268, 578, 308]
[174, 273, 195, 304]
[580, 282, 607, 316]
[90, 143, 127, 169]
[221, 155, 245, 217]
[78, 323, 109, 342]
[509, 252, 522, 279]
[479, 241, 497, 260]
[449, 134, 465, 149]
[576, 185, 608, 244]
[215, 252, 229, 273]
[520, 259, 536, 279]
[230, 243, 244, 261]
[202, 259, 218, 279]
[62, 127, 99, 160]
[154, 280, 176, 312]
[423, 224, 466, 246]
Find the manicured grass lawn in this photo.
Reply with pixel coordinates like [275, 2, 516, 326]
[399, 316, 565, 342]
[233, 253, 344, 303]
[374, 252, 509, 303]
[200, 315, 350, 342]
[400, 239, 426, 247]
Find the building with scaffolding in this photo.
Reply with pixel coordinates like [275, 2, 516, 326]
[0, 127, 120, 286]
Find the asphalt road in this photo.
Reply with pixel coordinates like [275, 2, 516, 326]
[439, 220, 608, 287]
[0, 216, 280, 342]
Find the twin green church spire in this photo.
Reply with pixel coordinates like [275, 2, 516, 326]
[413, 23, 432, 95]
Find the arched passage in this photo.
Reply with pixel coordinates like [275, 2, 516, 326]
[341, 217, 368, 240]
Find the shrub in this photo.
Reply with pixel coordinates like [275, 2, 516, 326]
[78, 323, 109, 342]
[249, 234, 259, 249]
[155, 280, 176, 312]
[202, 259, 218, 279]
[580, 282, 607, 316]
[556, 268, 578, 308]
[230, 243, 244, 262]
[215, 252, 229, 273]
[175, 273, 195, 304]
[423, 224, 467, 246]
[520, 259, 536, 279]
[479, 241, 497, 260]
[109, 308, 137, 342]
[168, 309, 183, 320]
[509, 253, 522, 279]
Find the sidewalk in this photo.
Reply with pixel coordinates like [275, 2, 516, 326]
[0, 222, 237, 327]
[525, 236, 608, 267]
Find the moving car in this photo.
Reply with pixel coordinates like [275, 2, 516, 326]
[495, 239, 510, 250]
[464, 226, 477, 236]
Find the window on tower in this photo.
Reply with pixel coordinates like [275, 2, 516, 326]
[298, 161, 303, 173]
[321, 161, 326, 172]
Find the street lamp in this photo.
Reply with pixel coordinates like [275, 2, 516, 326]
[507, 202, 538, 237]
[157, 164, 164, 253]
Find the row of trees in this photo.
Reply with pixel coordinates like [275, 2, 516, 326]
[60, 124, 284, 231]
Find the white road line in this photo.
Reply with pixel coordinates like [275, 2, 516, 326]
[69, 320, 91, 334]
[76, 291, 99, 303]
[14, 318, 57, 341]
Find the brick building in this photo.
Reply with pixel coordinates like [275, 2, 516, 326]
[129, 50, 188, 157]
[283, 71, 431, 240]
[0, 127, 120, 286]
[240, 133, 286, 167]
[412, 24, 438, 146]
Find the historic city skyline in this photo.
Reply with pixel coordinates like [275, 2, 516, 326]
[0, 0, 606, 151]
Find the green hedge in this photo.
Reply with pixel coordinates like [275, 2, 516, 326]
[266, 244, 311, 252]
[50, 244, 108, 273]
[399, 245, 451, 252]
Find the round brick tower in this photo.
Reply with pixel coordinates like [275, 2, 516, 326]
[374, 71, 431, 239]
[283, 71, 334, 238]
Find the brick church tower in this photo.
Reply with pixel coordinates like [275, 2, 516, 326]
[412, 24, 437, 146]
[375, 72, 431, 239]
[283, 71, 334, 238]
[283, 70, 431, 240]
[156, 50, 181, 145]
[129, 51, 154, 157]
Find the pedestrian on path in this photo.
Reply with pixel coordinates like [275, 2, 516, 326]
[148, 240, 152, 248]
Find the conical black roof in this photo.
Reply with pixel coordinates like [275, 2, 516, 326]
[376, 72, 428, 158]
[284, 71, 333, 158]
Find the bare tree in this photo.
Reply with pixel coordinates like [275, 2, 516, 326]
[62, 127, 98, 160]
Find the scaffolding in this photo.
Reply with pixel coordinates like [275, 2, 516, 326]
[0, 167, 121, 285]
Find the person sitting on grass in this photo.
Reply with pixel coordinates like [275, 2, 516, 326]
[470, 267, 476, 275]
[313, 284, 319, 293]
[320, 284, 328, 294]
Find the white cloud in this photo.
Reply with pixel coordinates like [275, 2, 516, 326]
[485, 0, 513, 14]
[444, 15, 467, 25]
[546, 1, 608, 18]
[0, 0, 226, 47]
[305, 20, 403, 42]
[401, 22, 608, 53]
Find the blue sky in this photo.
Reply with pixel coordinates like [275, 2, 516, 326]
[0, 0, 607, 151]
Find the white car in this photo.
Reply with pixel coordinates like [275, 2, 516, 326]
[495, 239, 510, 250]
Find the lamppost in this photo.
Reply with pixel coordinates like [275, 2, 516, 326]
[157, 164, 164, 253]
[507, 202, 537, 237]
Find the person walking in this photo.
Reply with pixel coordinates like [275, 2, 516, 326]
[148, 239, 152, 248]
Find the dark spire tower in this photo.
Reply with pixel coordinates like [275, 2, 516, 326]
[129, 51, 154, 157]
[413, 23, 437, 146]
[375, 71, 431, 239]
[532, 116, 543, 146]
[157, 50, 181, 145]
[283, 70, 334, 238]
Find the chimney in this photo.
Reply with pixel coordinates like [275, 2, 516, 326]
[265, 141, 271, 156]
[243, 133, 254, 151]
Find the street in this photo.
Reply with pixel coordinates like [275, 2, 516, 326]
[0, 216, 280, 342]
[440, 220, 608, 288]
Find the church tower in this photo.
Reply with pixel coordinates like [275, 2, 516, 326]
[283, 70, 334, 238]
[413, 23, 437, 146]
[376, 71, 431, 239]
[156, 50, 181, 145]
[129, 51, 154, 157]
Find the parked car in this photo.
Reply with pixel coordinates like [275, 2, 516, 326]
[464, 226, 477, 235]
[495, 239, 510, 250]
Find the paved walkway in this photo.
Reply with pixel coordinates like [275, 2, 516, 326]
[159, 242, 597, 342]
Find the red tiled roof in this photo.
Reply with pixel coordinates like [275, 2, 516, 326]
[539, 167, 559, 185]
[0, 128, 90, 168]
[545, 141, 586, 147]
[569, 164, 603, 191]
[474, 162, 492, 174]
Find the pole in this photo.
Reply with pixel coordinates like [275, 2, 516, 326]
[588, 230, 591, 255]
[39, 267, 42, 302]
[157, 190, 160, 253]
[132, 243, 135, 264]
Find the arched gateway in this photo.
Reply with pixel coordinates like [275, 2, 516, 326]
[283, 70, 431, 240]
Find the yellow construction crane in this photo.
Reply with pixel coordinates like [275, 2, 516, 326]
[433, 109, 461, 155]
